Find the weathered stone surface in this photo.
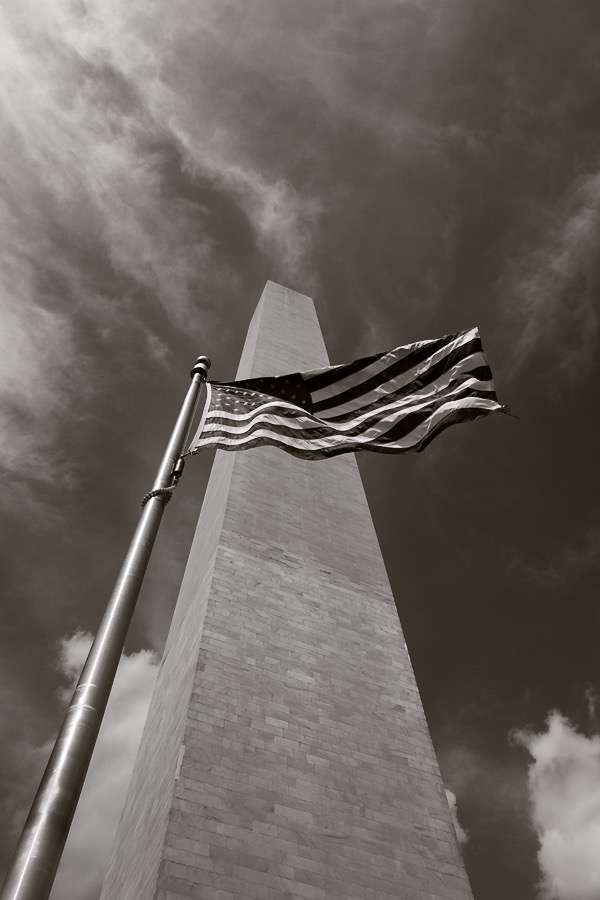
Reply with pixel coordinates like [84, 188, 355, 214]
[101, 282, 473, 899]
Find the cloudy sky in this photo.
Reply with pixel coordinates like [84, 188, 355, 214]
[1, 1, 600, 898]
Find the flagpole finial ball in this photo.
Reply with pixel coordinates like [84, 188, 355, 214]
[191, 356, 211, 379]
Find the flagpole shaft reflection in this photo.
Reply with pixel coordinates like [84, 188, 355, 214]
[1, 356, 210, 900]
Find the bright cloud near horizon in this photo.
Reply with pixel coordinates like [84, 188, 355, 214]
[516, 714, 600, 900]
[445, 788, 468, 846]
[9, 634, 160, 900]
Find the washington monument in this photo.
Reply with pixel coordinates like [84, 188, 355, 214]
[100, 282, 473, 899]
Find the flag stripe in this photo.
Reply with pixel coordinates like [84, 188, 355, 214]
[313, 332, 480, 414]
[302, 352, 384, 395]
[195, 396, 500, 459]
[305, 331, 466, 400]
[201, 394, 497, 450]
[320, 365, 493, 425]
[318, 351, 489, 421]
[201, 382, 496, 440]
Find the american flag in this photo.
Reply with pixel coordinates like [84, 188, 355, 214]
[189, 328, 505, 460]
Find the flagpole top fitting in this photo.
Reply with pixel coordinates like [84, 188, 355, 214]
[191, 356, 211, 380]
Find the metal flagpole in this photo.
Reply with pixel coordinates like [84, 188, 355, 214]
[0, 355, 211, 900]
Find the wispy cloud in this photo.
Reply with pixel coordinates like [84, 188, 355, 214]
[0, 3, 204, 490]
[584, 689, 598, 729]
[501, 172, 600, 385]
[509, 525, 600, 588]
[441, 742, 527, 819]
[0, 284, 77, 493]
[0, 0, 326, 490]
[514, 713, 600, 900]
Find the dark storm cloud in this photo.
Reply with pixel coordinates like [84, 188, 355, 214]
[2, 2, 600, 898]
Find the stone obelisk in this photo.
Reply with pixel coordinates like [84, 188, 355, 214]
[100, 282, 472, 900]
